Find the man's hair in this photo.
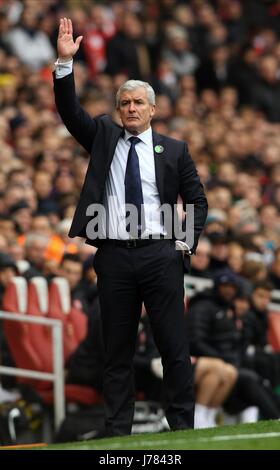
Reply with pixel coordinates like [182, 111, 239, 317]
[25, 233, 49, 248]
[0, 215, 13, 223]
[7, 168, 26, 183]
[252, 280, 273, 293]
[115, 80, 156, 107]
[61, 253, 82, 266]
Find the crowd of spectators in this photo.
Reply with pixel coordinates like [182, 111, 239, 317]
[0, 0, 280, 431]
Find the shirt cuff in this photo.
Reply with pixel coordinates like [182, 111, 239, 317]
[175, 240, 192, 255]
[54, 58, 73, 79]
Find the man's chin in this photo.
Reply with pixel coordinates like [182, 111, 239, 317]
[125, 123, 140, 134]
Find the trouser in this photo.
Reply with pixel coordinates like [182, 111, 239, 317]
[134, 367, 163, 403]
[242, 351, 280, 388]
[93, 239, 194, 436]
[224, 368, 280, 419]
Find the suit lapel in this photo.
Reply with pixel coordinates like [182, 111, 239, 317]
[105, 125, 124, 174]
[152, 131, 165, 205]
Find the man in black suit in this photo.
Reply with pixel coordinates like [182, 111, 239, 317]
[53, 18, 208, 436]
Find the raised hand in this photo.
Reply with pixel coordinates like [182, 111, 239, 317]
[57, 18, 83, 60]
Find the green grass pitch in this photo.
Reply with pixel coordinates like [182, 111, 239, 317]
[8, 420, 280, 450]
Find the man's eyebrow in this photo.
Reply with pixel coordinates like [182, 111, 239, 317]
[120, 97, 145, 102]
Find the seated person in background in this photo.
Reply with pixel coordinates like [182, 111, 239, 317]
[191, 357, 237, 429]
[60, 253, 89, 316]
[187, 269, 280, 420]
[22, 233, 49, 280]
[241, 280, 280, 390]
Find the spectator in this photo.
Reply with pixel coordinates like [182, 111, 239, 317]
[269, 248, 280, 289]
[162, 25, 199, 78]
[241, 257, 268, 289]
[0, 217, 16, 242]
[187, 269, 280, 420]
[207, 232, 229, 275]
[227, 242, 244, 275]
[22, 233, 49, 280]
[9, 200, 32, 235]
[4, 8, 54, 70]
[250, 55, 280, 122]
[195, 44, 232, 92]
[32, 171, 57, 215]
[242, 280, 280, 389]
[190, 237, 212, 278]
[60, 253, 89, 315]
[106, 12, 151, 80]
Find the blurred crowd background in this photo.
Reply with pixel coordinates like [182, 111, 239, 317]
[0, 0, 280, 440]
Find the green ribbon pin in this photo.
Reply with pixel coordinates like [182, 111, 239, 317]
[154, 145, 164, 154]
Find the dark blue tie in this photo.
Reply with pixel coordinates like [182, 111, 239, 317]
[125, 136, 144, 237]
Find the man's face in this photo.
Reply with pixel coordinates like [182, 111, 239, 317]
[191, 243, 210, 271]
[252, 288, 271, 312]
[0, 220, 16, 239]
[61, 260, 82, 290]
[26, 241, 47, 267]
[218, 283, 237, 304]
[117, 87, 155, 135]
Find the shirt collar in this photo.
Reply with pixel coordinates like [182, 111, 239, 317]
[124, 127, 152, 146]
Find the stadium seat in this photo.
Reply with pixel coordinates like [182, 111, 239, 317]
[40, 384, 102, 407]
[48, 277, 87, 361]
[15, 260, 30, 274]
[26, 277, 53, 389]
[17, 277, 91, 398]
[2, 276, 100, 412]
[268, 312, 280, 351]
[2, 277, 43, 376]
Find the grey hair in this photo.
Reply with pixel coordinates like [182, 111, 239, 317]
[25, 233, 49, 248]
[115, 80, 156, 107]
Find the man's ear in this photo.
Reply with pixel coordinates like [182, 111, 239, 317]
[150, 105, 156, 118]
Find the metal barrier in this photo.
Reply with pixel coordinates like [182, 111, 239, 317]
[0, 311, 65, 430]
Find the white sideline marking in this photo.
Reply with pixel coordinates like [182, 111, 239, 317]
[77, 431, 280, 449]
[198, 432, 280, 442]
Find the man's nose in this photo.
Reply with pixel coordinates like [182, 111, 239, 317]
[128, 101, 136, 112]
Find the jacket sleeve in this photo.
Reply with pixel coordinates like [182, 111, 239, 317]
[187, 300, 220, 358]
[178, 143, 208, 253]
[53, 71, 97, 154]
[242, 311, 268, 353]
[240, 312, 255, 354]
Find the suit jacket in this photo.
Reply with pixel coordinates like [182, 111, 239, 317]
[53, 72, 208, 253]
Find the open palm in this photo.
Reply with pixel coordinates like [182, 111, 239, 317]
[57, 18, 83, 60]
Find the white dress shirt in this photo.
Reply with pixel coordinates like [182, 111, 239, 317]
[101, 127, 165, 239]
